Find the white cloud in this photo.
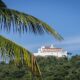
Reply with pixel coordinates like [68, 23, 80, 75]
[54, 36, 80, 52]
[15, 36, 80, 53]
[60, 37, 80, 45]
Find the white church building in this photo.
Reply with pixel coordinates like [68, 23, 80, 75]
[34, 45, 68, 57]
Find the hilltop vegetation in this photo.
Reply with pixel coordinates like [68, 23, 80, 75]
[0, 55, 80, 80]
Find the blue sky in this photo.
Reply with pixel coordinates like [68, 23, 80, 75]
[1, 0, 80, 55]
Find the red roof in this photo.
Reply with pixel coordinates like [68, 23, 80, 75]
[42, 48, 62, 52]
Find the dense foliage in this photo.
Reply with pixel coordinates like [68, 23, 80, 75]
[0, 55, 80, 80]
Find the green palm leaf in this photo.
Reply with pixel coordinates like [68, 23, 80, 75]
[0, 0, 7, 8]
[0, 8, 63, 40]
[0, 35, 41, 77]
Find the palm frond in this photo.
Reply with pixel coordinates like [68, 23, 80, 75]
[0, 0, 7, 8]
[0, 8, 63, 40]
[0, 35, 42, 77]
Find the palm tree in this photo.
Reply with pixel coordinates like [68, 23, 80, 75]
[0, 0, 63, 79]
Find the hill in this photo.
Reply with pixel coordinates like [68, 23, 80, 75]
[0, 55, 80, 80]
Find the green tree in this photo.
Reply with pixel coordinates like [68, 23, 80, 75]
[0, 0, 63, 79]
[1, 56, 80, 80]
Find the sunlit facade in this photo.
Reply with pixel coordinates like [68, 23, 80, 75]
[34, 45, 67, 57]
